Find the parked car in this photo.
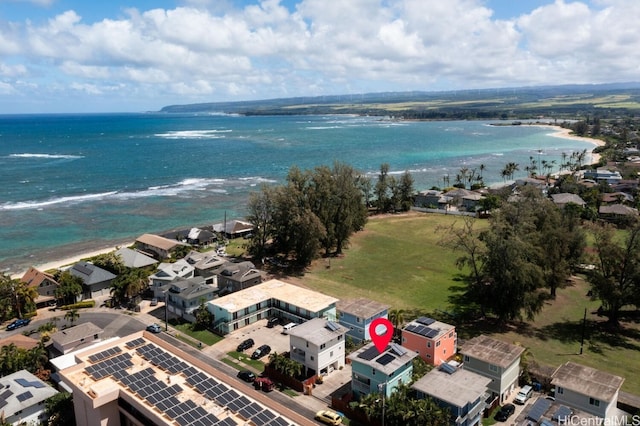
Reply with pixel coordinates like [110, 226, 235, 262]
[514, 385, 533, 404]
[494, 404, 516, 422]
[150, 298, 158, 306]
[251, 344, 271, 359]
[237, 370, 256, 383]
[266, 317, 280, 328]
[146, 323, 162, 333]
[237, 338, 255, 352]
[315, 410, 342, 425]
[6, 318, 31, 331]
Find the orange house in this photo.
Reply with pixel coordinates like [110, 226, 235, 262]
[401, 317, 456, 366]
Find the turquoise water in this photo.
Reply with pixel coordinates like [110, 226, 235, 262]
[0, 113, 594, 273]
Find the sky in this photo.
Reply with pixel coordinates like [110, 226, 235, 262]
[0, 0, 638, 113]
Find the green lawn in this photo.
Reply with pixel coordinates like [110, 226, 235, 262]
[295, 212, 640, 395]
[168, 319, 223, 346]
[296, 213, 483, 311]
[226, 351, 265, 371]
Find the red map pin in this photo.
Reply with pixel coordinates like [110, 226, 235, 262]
[369, 318, 394, 353]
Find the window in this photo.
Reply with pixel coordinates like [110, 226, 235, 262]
[330, 351, 334, 357]
[436, 340, 441, 347]
[449, 331, 454, 338]
[310, 356, 314, 361]
[589, 398, 600, 407]
[356, 317, 361, 323]
[556, 387, 564, 395]
[338, 335, 342, 340]
[464, 355, 470, 362]
[244, 307, 249, 315]
[489, 364, 498, 372]
[427, 341, 431, 348]
[426, 354, 431, 359]
[255, 303, 261, 310]
[320, 343, 326, 349]
[402, 337, 406, 343]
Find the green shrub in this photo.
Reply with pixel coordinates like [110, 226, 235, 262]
[60, 300, 95, 310]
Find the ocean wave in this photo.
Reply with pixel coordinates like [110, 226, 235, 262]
[0, 191, 118, 210]
[305, 126, 343, 130]
[155, 130, 232, 139]
[8, 153, 84, 159]
[0, 176, 275, 210]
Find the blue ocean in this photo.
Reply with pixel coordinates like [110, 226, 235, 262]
[0, 113, 595, 274]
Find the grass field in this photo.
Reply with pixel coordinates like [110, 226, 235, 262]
[293, 212, 640, 395]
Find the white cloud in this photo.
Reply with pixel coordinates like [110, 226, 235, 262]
[1, 0, 639, 112]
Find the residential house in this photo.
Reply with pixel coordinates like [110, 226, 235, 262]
[599, 204, 639, 223]
[184, 251, 227, 278]
[550, 193, 586, 209]
[460, 335, 525, 403]
[601, 192, 634, 205]
[288, 317, 348, 377]
[20, 266, 58, 308]
[209, 279, 338, 335]
[0, 334, 39, 351]
[149, 259, 195, 298]
[135, 233, 190, 260]
[412, 362, 491, 426]
[115, 247, 158, 269]
[348, 342, 418, 399]
[583, 168, 623, 185]
[443, 188, 484, 211]
[336, 298, 389, 343]
[515, 177, 548, 192]
[166, 277, 218, 322]
[216, 261, 263, 294]
[414, 190, 450, 209]
[69, 261, 116, 300]
[213, 219, 254, 239]
[0, 370, 58, 425]
[49, 322, 103, 356]
[162, 227, 217, 247]
[401, 317, 456, 366]
[551, 361, 624, 420]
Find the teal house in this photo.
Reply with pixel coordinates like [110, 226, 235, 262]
[336, 298, 389, 343]
[348, 342, 417, 399]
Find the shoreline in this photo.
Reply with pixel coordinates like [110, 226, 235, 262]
[8, 123, 605, 280]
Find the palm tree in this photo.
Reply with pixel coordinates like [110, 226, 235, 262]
[388, 309, 405, 340]
[14, 279, 39, 318]
[64, 308, 79, 327]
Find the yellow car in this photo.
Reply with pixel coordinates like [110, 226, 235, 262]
[314, 410, 342, 425]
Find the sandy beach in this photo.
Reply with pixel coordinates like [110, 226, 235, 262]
[527, 123, 605, 165]
[11, 242, 135, 279]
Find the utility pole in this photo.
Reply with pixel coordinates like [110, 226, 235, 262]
[580, 307, 587, 355]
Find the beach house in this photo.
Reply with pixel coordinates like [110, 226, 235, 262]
[460, 335, 524, 403]
[412, 362, 491, 426]
[69, 261, 116, 300]
[551, 361, 625, 420]
[401, 316, 456, 366]
[336, 298, 389, 343]
[288, 317, 348, 377]
[0, 370, 58, 425]
[348, 342, 418, 399]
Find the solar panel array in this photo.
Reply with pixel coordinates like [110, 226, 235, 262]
[415, 317, 436, 326]
[526, 398, 553, 423]
[325, 321, 340, 331]
[88, 346, 122, 363]
[357, 345, 382, 361]
[15, 377, 46, 389]
[404, 323, 440, 339]
[376, 353, 396, 366]
[183, 362, 292, 426]
[552, 405, 573, 422]
[389, 343, 407, 357]
[86, 352, 134, 380]
[0, 389, 12, 409]
[82, 338, 295, 426]
[16, 391, 33, 402]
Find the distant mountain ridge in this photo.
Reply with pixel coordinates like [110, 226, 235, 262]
[160, 82, 640, 117]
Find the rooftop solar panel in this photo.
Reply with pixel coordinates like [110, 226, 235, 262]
[416, 316, 436, 326]
[553, 405, 573, 422]
[376, 353, 396, 366]
[15, 377, 46, 389]
[16, 391, 33, 402]
[269, 417, 291, 426]
[425, 328, 440, 338]
[390, 343, 407, 357]
[357, 345, 380, 361]
[526, 398, 552, 423]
